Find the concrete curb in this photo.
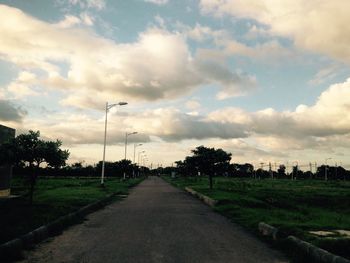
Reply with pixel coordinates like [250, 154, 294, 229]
[257, 222, 350, 263]
[184, 187, 218, 207]
[258, 222, 279, 240]
[0, 193, 118, 260]
[287, 235, 350, 263]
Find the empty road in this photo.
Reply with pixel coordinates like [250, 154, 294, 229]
[21, 176, 288, 263]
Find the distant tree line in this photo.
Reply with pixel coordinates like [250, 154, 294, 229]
[171, 146, 350, 183]
[13, 159, 149, 178]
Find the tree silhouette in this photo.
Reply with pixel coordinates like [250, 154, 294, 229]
[184, 146, 231, 189]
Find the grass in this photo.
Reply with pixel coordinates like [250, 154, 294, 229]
[0, 176, 144, 244]
[164, 176, 350, 259]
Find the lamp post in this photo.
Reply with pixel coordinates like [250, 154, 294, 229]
[124, 132, 137, 160]
[123, 131, 137, 179]
[132, 143, 142, 177]
[142, 156, 148, 168]
[138, 150, 145, 165]
[140, 153, 147, 166]
[325, 157, 332, 181]
[138, 152, 146, 176]
[137, 150, 145, 177]
[101, 101, 127, 186]
[134, 143, 143, 163]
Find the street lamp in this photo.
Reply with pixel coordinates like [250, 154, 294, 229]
[325, 157, 332, 181]
[133, 143, 143, 164]
[142, 156, 148, 167]
[140, 153, 147, 166]
[136, 150, 145, 177]
[132, 143, 142, 178]
[138, 150, 145, 165]
[123, 131, 137, 180]
[101, 101, 127, 186]
[124, 132, 137, 160]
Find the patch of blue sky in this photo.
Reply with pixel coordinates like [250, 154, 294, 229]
[0, 60, 17, 86]
[21, 89, 64, 113]
[224, 51, 343, 111]
[1, 0, 62, 22]
[95, 0, 199, 42]
[239, 65, 319, 111]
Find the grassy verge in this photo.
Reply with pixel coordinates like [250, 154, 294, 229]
[164, 176, 350, 259]
[0, 176, 144, 244]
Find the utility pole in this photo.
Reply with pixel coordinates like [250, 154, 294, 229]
[309, 162, 313, 179]
[325, 158, 332, 181]
[269, 162, 273, 179]
[335, 162, 338, 179]
[315, 162, 317, 176]
[259, 162, 264, 179]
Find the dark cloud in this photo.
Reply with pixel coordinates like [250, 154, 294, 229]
[0, 100, 27, 122]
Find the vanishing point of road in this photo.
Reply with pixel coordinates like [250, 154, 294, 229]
[21, 176, 288, 263]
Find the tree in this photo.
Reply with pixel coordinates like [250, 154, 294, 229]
[291, 165, 304, 179]
[186, 146, 231, 189]
[277, 164, 286, 177]
[95, 159, 134, 178]
[230, 163, 254, 177]
[115, 159, 133, 178]
[256, 168, 269, 179]
[0, 130, 69, 204]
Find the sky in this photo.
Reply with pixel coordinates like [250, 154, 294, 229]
[1, 0, 350, 170]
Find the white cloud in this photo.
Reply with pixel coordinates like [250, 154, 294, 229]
[154, 15, 166, 28]
[55, 13, 94, 28]
[215, 73, 256, 100]
[308, 64, 342, 86]
[20, 107, 247, 146]
[55, 15, 82, 28]
[79, 12, 94, 25]
[185, 100, 201, 110]
[0, 5, 256, 108]
[183, 23, 229, 43]
[209, 78, 350, 150]
[144, 0, 168, 5]
[7, 83, 40, 99]
[244, 24, 270, 39]
[123, 108, 248, 142]
[17, 71, 36, 83]
[194, 50, 257, 99]
[223, 39, 294, 61]
[179, 22, 296, 66]
[6, 71, 40, 99]
[58, 0, 106, 10]
[9, 77, 350, 165]
[200, 0, 350, 63]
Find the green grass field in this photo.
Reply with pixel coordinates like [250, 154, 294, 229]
[0, 176, 143, 244]
[164, 176, 350, 259]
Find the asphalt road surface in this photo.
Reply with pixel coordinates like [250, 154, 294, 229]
[20, 176, 288, 263]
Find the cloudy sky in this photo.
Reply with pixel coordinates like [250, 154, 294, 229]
[1, 0, 350, 170]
